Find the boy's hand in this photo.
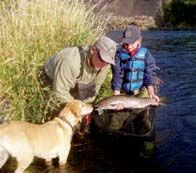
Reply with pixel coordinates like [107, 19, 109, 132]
[149, 94, 160, 103]
[113, 90, 120, 95]
[115, 103, 125, 110]
[147, 85, 160, 102]
[113, 90, 125, 110]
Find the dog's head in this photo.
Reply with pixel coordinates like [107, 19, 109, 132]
[58, 100, 93, 127]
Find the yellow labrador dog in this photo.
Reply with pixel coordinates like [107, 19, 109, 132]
[0, 100, 93, 173]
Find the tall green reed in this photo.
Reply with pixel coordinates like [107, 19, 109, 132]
[0, 0, 109, 123]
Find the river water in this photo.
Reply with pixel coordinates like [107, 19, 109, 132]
[67, 30, 196, 173]
[144, 30, 196, 173]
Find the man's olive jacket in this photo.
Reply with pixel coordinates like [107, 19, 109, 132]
[44, 46, 109, 103]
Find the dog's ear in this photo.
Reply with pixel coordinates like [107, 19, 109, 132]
[66, 100, 83, 117]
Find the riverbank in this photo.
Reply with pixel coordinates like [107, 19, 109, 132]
[106, 15, 156, 31]
[91, 0, 196, 31]
[106, 15, 196, 31]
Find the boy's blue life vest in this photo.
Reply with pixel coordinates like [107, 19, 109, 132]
[118, 47, 148, 92]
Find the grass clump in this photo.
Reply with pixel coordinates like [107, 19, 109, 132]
[0, 0, 109, 123]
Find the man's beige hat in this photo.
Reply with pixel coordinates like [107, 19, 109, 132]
[95, 36, 117, 65]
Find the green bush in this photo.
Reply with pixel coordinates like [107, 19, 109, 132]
[164, 0, 196, 28]
[0, 0, 109, 123]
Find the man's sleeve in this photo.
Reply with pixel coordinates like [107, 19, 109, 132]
[144, 50, 156, 86]
[52, 54, 80, 103]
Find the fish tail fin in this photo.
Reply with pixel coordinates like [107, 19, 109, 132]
[159, 97, 168, 105]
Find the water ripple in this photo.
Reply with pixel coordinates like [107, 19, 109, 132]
[142, 30, 196, 173]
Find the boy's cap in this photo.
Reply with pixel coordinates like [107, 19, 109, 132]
[122, 25, 141, 44]
[95, 36, 117, 65]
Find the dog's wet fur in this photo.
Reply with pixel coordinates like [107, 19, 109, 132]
[0, 100, 93, 173]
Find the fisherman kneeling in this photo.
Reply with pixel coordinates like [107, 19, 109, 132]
[111, 25, 160, 109]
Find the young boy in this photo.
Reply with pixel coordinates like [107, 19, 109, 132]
[111, 25, 159, 109]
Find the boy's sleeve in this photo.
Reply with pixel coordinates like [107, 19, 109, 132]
[111, 52, 123, 91]
[143, 50, 156, 86]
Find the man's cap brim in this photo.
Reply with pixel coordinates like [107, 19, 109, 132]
[100, 50, 115, 65]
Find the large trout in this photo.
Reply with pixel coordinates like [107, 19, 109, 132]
[95, 95, 159, 110]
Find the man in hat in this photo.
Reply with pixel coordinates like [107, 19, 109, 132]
[42, 36, 117, 104]
[111, 25, 160, 109]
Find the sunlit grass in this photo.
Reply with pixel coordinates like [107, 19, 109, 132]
[0, 0, 109, 123]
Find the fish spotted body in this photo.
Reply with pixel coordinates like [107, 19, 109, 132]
[95, 95, 159, 110]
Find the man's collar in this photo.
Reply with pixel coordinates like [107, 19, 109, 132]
[79, 46, 99, 73]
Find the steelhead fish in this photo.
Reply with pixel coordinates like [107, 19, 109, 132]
[95, 95, 159, 110]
